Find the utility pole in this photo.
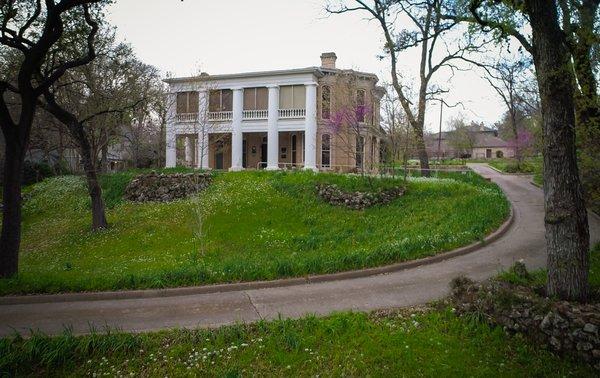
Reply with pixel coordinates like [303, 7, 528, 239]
[436, 100, 443, 164]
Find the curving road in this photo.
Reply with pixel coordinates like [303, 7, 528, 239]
[1, 164, 599, 337]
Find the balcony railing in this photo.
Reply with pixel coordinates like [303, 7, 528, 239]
[243, 109, 268, 120]
[190, 108, 306, 123]
[176, 113, 198, 123]
[208, 111, 233, 121]
[279, 108, 306, 119]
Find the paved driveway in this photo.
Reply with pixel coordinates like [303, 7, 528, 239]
[1, 164, 598, 337]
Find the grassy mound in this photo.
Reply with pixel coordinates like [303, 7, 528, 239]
[0, 170, 510, 295]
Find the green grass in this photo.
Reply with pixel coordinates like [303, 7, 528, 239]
[0, 308, 594, 377]
[487, 157, 542, 174]
[498, 243, 600, 290]
[0, 169, 510, 295]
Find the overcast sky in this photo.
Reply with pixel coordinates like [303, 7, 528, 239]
[107, 0, 506, 132]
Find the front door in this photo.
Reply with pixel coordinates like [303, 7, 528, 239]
[260, 136, 267, 168]
[486, 148, 492, 159]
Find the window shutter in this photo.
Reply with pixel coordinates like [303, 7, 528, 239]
[243, 88, 256, 110]
[279, 86, 294, 109]
[221, 89, 233, 111]
[188, 91, 199, 113]
[209, 90, 220, 112]
[256, 87, 268, 110]
[176, 92, 188, 114]
[293, 85, 306, 109]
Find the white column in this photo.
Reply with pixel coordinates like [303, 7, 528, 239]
[197, 89, 210, 169]
[230, 87, 244, 171]
[165, 92, 177, 168]
[304, 82, 318, 171]
[266, 85, 280, 170]
[184, 136, 192, 165]
[197, 131, 209, 169]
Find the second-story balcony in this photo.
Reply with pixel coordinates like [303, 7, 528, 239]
[208, 111, 233, 121]
[278, 108, 306, 119]
[176, 113, 198, 123]
[242, 109, 268, 120]
[199, 108, 306, 123]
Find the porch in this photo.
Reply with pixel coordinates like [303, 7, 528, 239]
[176, 131, 306, 170]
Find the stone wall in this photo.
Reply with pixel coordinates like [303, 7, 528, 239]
[450, 266, 600, 370]
[124, 172, 212, 202]
[316, 183, 405, 210]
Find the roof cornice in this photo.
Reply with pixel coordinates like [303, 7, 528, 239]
[164, 67, 325, 84]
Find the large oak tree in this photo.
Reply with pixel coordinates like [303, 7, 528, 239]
[0, 0, 102, 277]
[447, 0, 592, 301]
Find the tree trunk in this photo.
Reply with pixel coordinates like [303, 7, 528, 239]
[80, 137, 108, 230]
[0, 140, 24, 278]
[100, 142, 108, 173]
[413, 122, 430, 177]
[571, 1, 600, 215]
[527, 0, 590, 301]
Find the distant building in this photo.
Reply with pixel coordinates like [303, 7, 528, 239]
[426, 123, 514, 159]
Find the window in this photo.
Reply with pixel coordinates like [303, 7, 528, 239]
[243, 87, 268, 110]
[321, 85, 331, 119]
[291, 134, 297, 165]
[242, 139, 247, 168]
[176, 91, 199, 114]
[279, 85, 306, 109]
[209, 89, 233, 112]
[356, 135, 364, 168]
[371, 136, 377, 166]
[321, 134, 331, 168]
[356, 89, 366, 122]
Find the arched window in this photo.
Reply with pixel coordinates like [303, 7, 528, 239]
[321, 134, 331, 168]
[322, 85, 331, 119]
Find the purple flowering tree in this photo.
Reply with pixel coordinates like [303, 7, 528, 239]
[507, 128, 535, 166]
[324, 99, 373, 174]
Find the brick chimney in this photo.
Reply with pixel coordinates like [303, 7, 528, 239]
[320, 52, 337, 69]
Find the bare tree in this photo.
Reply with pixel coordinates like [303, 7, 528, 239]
[0, 0, 102, 277]
[380, 86, 416, 179]
[327, 0, 486, 176]
[466, 56, 534, 165]
[39, 28, 159, 230]
[446, 114, 476, 157]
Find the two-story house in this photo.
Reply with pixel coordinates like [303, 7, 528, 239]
[164, 52, 384, 172]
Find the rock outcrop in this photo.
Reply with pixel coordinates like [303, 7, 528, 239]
[316, 183, 405, 210]
[124, 172, 211, 202]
